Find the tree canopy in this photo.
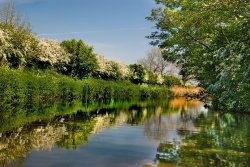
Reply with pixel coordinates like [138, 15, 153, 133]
[0, 2, 40, 69]
[147, 0, 250, 112]
[60, 39, 98, 79]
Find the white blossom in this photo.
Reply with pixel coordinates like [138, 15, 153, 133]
[143, 71, 149, 82]
[96, 55, 107, 73]
[0, 29, 12, 62]
[116, 61, 129, 78]
[156, 73, 164, 84]
[38, 39, 69, 65]
[96, 55, 129, 79]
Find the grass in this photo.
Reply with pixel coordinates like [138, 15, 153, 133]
[0, 67, 170, 106]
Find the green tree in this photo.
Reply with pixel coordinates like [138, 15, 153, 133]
[163, 75, 182, 87]
[60, 39, 98, 79]
[147, 0, 250, 112]
[144, 69, 158, 85]
[129, 64, 146, 84]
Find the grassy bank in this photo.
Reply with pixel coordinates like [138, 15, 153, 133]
[0, 67, 170, 106]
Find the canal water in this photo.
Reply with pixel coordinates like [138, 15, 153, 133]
[0, 98, 249, 167]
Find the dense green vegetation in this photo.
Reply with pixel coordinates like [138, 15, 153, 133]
[0, 2, 181, 86]
[60, 39, 98, 79]
[1, 1, 249, 167]
[0, 67, 170, 105]
[147, 0, 250, 112]
[0, 2, 182, 109]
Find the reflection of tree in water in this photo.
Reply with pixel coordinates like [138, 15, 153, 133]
[0, 102, 160, 165]
[92, 111, 130, 134]
[0, 100, 86, 133]
[0, 100, 173, 166]
[143, 98, 207, 165]
[4, 98, 246, 167]
[0, 122, 68, 166]
[154, 108, 250, 167]
[176, 113, 250, 167]
[56, 112, 96, 150]
[144, 98, 205, 141]
[144, 114, 168, 141]
[0, 111, 97, 165]
[170, 97, 205, 113]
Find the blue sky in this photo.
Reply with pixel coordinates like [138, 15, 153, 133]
[0, 0, 157, 64]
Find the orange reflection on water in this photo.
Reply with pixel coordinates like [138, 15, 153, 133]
[170, 97, 203, 111]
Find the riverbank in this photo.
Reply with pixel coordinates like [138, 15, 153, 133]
[0, 67, 170, 106]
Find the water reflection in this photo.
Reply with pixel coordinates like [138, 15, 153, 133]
[152, 99, 250, 167]
[0, 98, 249, 167]
[0, 123, 67, 166]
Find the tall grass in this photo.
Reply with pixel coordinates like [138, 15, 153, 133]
[170, 85, 203, 97]
[0, 67, 170, 106]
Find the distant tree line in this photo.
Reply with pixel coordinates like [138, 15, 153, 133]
[0, 2, 182, 87]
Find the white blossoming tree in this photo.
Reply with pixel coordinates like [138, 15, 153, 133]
[0, 29, 11, 65]
[0, 2, 41, 69]
[96, 55, 129, 80]
[38, 39, 69, 68]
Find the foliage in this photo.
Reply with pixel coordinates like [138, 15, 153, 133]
[144, 69, 158, 85]
[207, 41, 250, 111]
[0, 29, 11, 65]
[0, 67, 170, 106]
[0, 2, 40, 69]
[103, 61, 123, 80]
[163, 75, 182, 87]
[60, 39, 98, 79]
[95, 55, 129, 81]
[129, 64, 146, 84]
[36, 39, 69, 69]
[147, 0, 250, 112]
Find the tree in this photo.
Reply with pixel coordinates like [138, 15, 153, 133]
[36, 39, 69, 69]
[0, 2, 40, 69]
[207, 42, 250, 111]
[147, 0, 250, 112]
[144, 69, 158, 85]
[129, 64, 146, 84]
[163, 75, 182, 87]
[0, 29, 11, 65]
[95, 55, 129, 81]
[138, 47, 177, 75]
[60, 39, 98, 79]
[0, 1, 24, 29]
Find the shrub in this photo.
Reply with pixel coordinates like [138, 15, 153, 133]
[163, 75, 182, 86]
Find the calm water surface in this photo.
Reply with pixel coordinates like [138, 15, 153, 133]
[0, 98, 249, 167]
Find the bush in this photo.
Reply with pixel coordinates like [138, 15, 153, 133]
[163, 76, 182, 86]
[129, 64, 146, 84]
